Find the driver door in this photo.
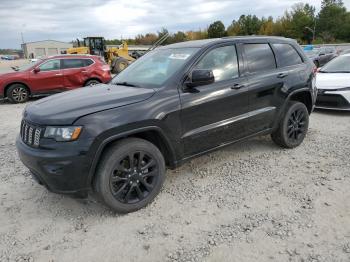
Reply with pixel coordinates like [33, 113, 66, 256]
[30, 59, 64, 93]
[179, 44, 250, 157]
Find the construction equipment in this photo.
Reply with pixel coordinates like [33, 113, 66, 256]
[66, 34, 169, 74]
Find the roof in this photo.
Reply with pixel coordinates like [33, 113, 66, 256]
[22, 40, 72, 45]
[163, 36, 292, 49]
[43, 54, 99, 59]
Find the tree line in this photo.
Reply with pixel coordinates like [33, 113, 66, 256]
[105, 0, 350, 46]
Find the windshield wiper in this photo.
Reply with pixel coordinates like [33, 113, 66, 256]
[114, 81, 138, 87]
[11, 66, 19, 71]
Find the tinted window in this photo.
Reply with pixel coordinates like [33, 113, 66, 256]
[273, 43, 303, 67]
[62, 59, 86, 69]
[84, 59, 94, 66]
[39, 59, 60, 71]
[195, 45, 239, 82]
[243, 44, 276, 73]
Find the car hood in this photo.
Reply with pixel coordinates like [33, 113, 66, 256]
[0, 70, 27, 78]
[24, 84, 156, 125]
[316, 73, 350, 89]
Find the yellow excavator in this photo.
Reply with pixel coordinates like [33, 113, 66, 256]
[65, 35, 169, 74]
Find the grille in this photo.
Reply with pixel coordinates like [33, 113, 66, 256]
[20, 120, 42, 147]
[316, 94, 350, 109]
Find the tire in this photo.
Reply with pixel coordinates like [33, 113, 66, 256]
[94, 138, 166, 213]
[6, 84, 29, 103]
[84, 79, 101, 86]
[111, 57, 129, 74]
[271, 101, 309, 148]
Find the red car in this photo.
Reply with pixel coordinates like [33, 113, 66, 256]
[0, 55, 112, 103]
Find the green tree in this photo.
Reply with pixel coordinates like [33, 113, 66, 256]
[317, 0, 347, 41]
[208, 21, 226, 38]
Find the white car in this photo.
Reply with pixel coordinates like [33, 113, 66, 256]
[316, 54, 350, 110]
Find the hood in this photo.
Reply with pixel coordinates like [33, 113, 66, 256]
[316, 73, 350, 90]
[24, 84, 155, 125]
[0, 70, 27, 78]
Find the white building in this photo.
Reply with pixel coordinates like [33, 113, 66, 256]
[21, 40, 73, 58]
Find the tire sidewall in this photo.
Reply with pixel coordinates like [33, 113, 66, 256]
[96, 139, 165, 213]
[281, 102, 309, 148]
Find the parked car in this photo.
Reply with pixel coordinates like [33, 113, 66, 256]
[0, 55, 112, 103]
[316, 54, 350, 110]
[304, 46, 337, 67]
[16, 36, 316, 213]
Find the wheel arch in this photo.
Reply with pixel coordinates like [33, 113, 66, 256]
[287, 89, 313, 114]
[87, 126, 177, 187]
[83, 77, 102, 86]
[4, 82, 31, 97]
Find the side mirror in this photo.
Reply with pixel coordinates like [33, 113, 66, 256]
[33, 67, 40, 73]
[185, 69, 214, 89]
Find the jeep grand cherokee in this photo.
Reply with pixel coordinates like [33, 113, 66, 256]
[16, 36, 316, 213]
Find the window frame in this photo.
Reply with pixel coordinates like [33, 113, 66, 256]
[242, 42, 277, 75]
[185, 43, 242, 87]
[271, 43, 304, 68]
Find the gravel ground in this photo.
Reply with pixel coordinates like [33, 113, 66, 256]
[0, 100, 349, 262]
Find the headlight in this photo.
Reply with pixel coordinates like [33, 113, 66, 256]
[44, 126, 82, 141]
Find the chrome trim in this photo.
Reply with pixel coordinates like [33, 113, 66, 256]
[182, 107, 276, 138]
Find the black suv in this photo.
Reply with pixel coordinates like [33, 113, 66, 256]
[16, 36, 316, 213]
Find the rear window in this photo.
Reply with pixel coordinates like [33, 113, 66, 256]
[62, 59, 86, 69]
[243, 44, 276, 73]
[273, 43, 303, 67]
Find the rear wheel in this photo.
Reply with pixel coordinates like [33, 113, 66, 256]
[271, 101, 309, 148]
[94, 138, 165, 213]
[84, 79, 101, 86]
[6, 84, 29, 103]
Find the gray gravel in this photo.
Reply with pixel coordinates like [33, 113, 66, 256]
[0, 100, 350, 262]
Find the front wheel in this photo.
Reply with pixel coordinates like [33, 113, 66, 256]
[271, 101, 309, 148]
[7, 84, 29, 103]
[94, 138, 165, 213]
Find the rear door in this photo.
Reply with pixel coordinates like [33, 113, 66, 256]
[30, 59, 64, 93]
[242, 42, 284, 134]
[244, 42, 306, 135]
[62, 58, 93, 89]
[179, 43, 250, 157]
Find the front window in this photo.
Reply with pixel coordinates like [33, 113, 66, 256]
[320, 56, 350, 73]
[111, 47, 199, 87]
[39, 59, 60, 71]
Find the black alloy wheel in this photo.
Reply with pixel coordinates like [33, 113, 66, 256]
[286, 108, 307, 143]
[94, 138, 165, 213]
[110, 151, 158, 204]
[271, 101, 309, 148]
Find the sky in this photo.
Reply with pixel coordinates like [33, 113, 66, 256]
[0, 0, 349, 49]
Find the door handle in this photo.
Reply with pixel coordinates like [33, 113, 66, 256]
[55, 73, 63, 76]
[81, 70, 87, 73]
[231, 83, 244, 90]
[277, 73, 288, 78]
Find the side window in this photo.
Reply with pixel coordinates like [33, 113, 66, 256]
[84, 59, 94, 66]
[39, 59, 60, 71]
[62, 59, 86, 69]
[243, 44, 276, 73]
[195, 45, 239, 82]
[273, 43, 303, 67]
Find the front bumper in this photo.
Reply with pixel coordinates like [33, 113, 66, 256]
[316, 89, 350, 110]
[16, 136, 92, 196]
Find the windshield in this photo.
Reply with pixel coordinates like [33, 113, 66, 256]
[111, 47, 199, 87]
[320, 56, 350, 73]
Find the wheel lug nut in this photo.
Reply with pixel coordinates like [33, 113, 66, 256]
[137, 180, 139, 183]
[130, 181, 132, 185]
